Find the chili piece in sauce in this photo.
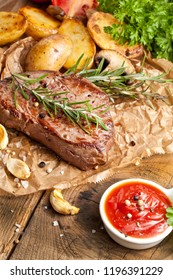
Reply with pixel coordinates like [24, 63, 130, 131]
[105, 181, 172, 238]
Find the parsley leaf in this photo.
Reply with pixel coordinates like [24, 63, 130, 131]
[166, 207, 173, 226]
[97, 0, 119, 13]
[98, 0, 173, 61]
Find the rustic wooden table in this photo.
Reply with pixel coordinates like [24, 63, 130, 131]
[0, 0, 173, 260]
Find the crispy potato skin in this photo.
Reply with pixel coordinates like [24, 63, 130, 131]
[19, 6, 60, 40]
[25, 34, 73, 71]
[0, 12, 28, 46]
[58, 18, 96, 70]
[87, 11, 143, 58]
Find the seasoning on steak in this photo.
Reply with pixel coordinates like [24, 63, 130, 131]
[0, 71, 114, 170]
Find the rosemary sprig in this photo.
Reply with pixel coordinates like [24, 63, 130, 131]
[83, 68, 172, 100]
[10, 56, 172, 134]
[66, 56, 172, 101]
[11, 73, 108, 134]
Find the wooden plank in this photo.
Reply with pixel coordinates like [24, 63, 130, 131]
[10, 154, 173, 260]
[9, 188, 129, 260]
[0, 0, 45, 261]
[0, 190, 44, 260]
[0, 0, 30, 11]
[0, 0, 49, 11]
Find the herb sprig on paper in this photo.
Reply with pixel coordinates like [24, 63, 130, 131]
[98, 0, 173, 61]
[11, 73, 108, 134]
[66, 55, 172, 103]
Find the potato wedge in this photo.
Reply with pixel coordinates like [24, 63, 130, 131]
[87, 11, 143, 58]
[0, 12, 28, 46]
[25, 34, 72, 71]
[58, 18, 96, 70]
[19, 6, 60, 40]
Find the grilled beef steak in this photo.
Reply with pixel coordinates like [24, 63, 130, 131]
[0, 71, 114, 170]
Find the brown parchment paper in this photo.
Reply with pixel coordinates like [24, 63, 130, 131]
[0, 58, 173, 196]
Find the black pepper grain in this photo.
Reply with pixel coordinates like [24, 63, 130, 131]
[32, 97, 37, 102]
[40, 81, 47, 88]
[39, 113, 46, 119]
[129, 140, 136, 146]
[134, 195, 139, 200]
[38, 161, 46, 168]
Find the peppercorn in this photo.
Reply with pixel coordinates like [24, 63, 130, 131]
[39, 113, 46, 119]
[124, 199, 131, 206]
[38, 161, 46, 168]
[127, 213, 132, 219]
[129, 140, 136, 146]
[32, 97, 37, 102]
[137, 199, 144, 206]
[134, 195, 139, 200]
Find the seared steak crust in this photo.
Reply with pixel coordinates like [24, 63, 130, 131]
[0, 71, 114, 170]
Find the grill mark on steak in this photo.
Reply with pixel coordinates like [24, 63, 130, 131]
[0, 71, 114, 170]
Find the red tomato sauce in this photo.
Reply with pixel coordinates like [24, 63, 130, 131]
[105, 181, 172, 238]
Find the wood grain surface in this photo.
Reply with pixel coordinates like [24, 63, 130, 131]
[0, 0, 173, 260]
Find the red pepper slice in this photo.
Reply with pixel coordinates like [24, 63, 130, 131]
[51, 0, 99, 17]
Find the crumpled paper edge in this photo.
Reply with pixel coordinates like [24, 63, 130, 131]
[0, 58, 173, 196]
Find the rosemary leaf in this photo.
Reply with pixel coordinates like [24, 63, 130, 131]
[85, 101, 93, 113]
[64, 54, 84, 74]
[62, 107, 78, 126]
[19, 85, 29, 100]
[14, 73, 48, 84]
[42, 99, 53, 118]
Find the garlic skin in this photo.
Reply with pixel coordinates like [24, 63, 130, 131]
[0, 124, 9, 149]
[50, 189, 80, 215]
[6, 157, 31, 179]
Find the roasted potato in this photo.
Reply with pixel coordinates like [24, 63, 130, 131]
[19, 6, 60, 40]
[58, 18, 96, 70]
[87, 11, 143, 58]
[0, 12, 28, 46]
[25, 34, 73, 71]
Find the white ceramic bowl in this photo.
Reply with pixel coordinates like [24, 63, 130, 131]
[99, 178, 173, 250]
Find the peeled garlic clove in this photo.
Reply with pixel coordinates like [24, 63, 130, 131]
[0, 124, 9, 149]
[6, 157, 31, 179]
[50, 189, 80, 215]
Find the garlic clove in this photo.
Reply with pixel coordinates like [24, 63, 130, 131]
[50, 189, 80, 215]
[0, 124, 9, 149]
[6, 157, 31, 179]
